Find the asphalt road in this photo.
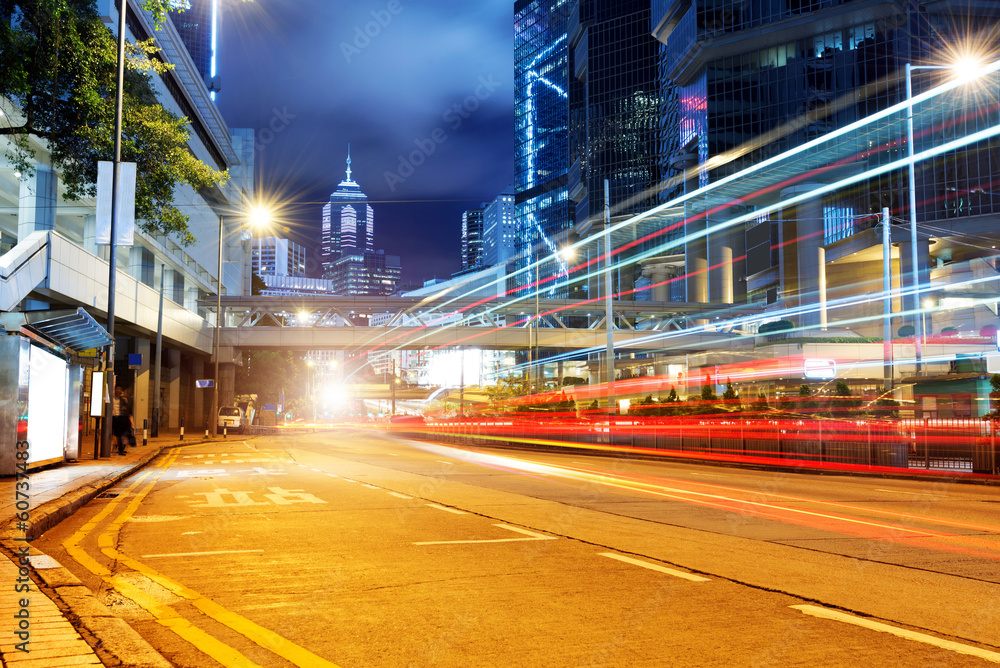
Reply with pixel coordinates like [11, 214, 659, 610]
[37, 428, 1000, 667]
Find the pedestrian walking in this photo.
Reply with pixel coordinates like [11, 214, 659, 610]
[111, 385, 134, 455]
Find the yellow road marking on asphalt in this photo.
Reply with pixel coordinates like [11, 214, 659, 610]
[791, 605, 1000, 663]
[111, 577, 264, 668]
[94, 450, 344, 668]
[598, 552, 711, 582]
[62, 470, 154, 577]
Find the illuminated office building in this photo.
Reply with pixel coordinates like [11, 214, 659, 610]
[514, 0, 572, 292]
[169, 0, 221, 96]
[461, 208, 485, 272]
[483, 186, 517, 267]
[321, 149, 375, 273]
[651, 0, 1000, 328]
[252, 237, 307, 278]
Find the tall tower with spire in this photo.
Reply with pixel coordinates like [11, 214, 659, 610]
[321, 146, 374, 272]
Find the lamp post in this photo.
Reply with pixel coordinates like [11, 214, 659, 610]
[212, 206, 271, 436]
[904, 57, 986, 373]
[604, 179, 614, 413]
[532, 246, 576, 396]
[100, 0, 129, 458]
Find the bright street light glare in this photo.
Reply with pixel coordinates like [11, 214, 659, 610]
[952, 56, 986, 83]
[248, 206, 272, 230]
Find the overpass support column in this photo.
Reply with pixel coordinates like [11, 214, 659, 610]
[166, 349, 181, 429]
[192, 357, 205, 430]
[219, 362, 236, 410]
[781, 184, 828, 331]
[133, 339, 151, 432]
[641, 261, 676, 302]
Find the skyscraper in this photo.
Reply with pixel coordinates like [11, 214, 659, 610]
[483, 186, 517, 267]
[321, 148, 374, 273]
[650, 0, 1000, 326]
[169, 0, 220, 95]
[514, 0, 572, 289]
[461, 208, 485, 272]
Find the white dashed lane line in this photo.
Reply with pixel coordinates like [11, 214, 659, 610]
[598, 553, 711, 582]
[426, 503, 466, 515]
[362, 484, 380, 489]
[791, 605, 1000, 663]
[387, 492, 412, 499]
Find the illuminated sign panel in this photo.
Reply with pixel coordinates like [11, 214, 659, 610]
[803, 359, 837, 380]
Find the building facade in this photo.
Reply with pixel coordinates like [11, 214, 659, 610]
[483, 186, 517, 267]
[461, 208, 485, 272]
[327, 250, 401, 297]
[252, 236, 307, 277]
[514, 0, 572, 290]
[169, 0, 221, 95]
[0, 0, 254, 469]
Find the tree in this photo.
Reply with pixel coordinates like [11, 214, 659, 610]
[235, 351, 307, 406]
[722, 378, 741, 412]
[0, 0, 230, 245]
[831, 380, 861, 417]
[797, 384, 818, 413]
[251, 272, 267, 296]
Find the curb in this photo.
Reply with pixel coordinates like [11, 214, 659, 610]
[0, 439, 211, 668]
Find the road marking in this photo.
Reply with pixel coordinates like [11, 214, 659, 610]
[93, 452, 345, 668]
[324, 473, 340, 478]
[361, 483, 380, 489]
[875, 489, 937, 496]
[791, 605, 1000, 663]
[141, 549, 265, 559]
[414, 523, 557, 545]
[436, 460, 454, 465]
[190, 489, 269, 507]
[598, 553, 711, 582]
[426, 503, 466, 514]
[387, 492, 412, 499]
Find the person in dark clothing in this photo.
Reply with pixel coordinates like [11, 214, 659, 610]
[111, 385, 134, 455]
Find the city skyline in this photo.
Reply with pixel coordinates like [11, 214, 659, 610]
[215, 0, 514, 283]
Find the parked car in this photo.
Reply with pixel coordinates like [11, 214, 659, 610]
[218, 406, 245, 433]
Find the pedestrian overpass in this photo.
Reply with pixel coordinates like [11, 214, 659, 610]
[212, 295, 764, 359]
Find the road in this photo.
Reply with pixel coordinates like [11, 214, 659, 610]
[37, 428, 1000, 667]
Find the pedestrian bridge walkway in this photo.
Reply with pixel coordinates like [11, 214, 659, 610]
[211, 295, 763, 354]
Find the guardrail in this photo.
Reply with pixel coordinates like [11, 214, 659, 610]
[393, 416, 999, 476]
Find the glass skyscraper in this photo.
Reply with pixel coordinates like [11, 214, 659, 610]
[169, 0, 219, 94]
[514, 0, 572, 290]
[461, 208, 485, 272]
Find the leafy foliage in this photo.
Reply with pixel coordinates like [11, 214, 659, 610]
[0, 0, 229, 245]
[235, 351, 307, 405]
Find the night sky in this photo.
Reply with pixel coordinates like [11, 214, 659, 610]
[216, 0, 515, 283]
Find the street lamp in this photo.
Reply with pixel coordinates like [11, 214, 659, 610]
[212, 206, 271, 436]
[904, 56, 986, 372]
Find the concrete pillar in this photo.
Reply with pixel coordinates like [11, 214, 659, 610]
[219, 362, 236, 409]
[641, 262, 675, 302]
[18, 166, 56, 241]
[685, 213, 708, 305]
[166, 349, 181, 429]
[191, 357, 205, 430]
[781, 184, 826, 330]
[898, 237, 931, 332]
[133, 339, 151, 431]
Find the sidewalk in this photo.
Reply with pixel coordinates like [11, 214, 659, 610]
[0, 432, 214, 668]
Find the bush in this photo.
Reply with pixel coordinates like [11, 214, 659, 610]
[897, 324, 915, 338]
[941, 326, 958, 337]
[758, 319, 794, 335]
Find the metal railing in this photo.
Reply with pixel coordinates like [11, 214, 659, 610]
[399, 416, 998, 476]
